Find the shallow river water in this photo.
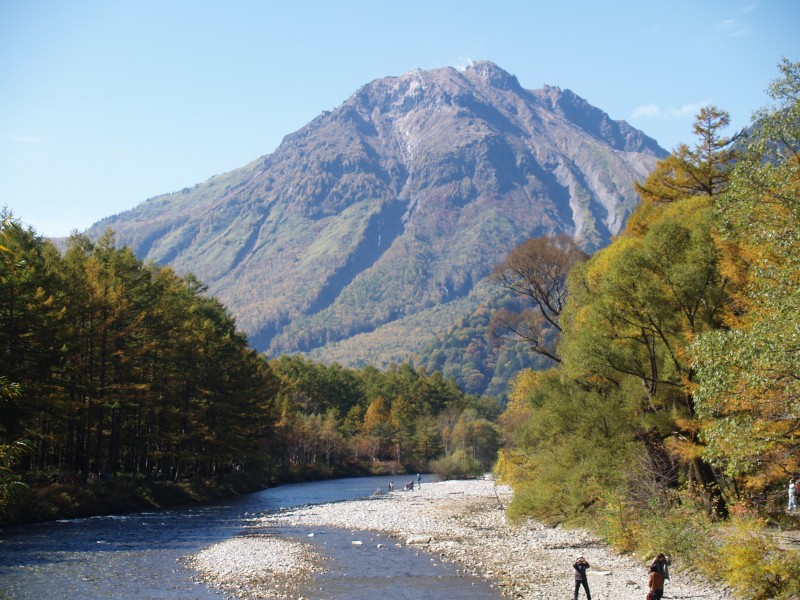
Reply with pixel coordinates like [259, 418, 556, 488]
[0, 475, 502, 599]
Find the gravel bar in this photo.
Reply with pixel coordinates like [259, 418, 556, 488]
[189, 477, 733, 599]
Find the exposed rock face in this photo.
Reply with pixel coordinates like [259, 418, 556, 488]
[88, 61, 666, 357]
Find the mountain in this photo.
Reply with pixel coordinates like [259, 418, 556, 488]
[87, 61, 666, 390]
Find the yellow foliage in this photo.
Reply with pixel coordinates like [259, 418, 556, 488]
[506, 369, 541, 406]
[623, 200, 659, 238]
[664, 435, 704, 462]
[494, 448, 532, 486]
[712, 517, 800, 599]
[498, 369, 545, 450]
[671, 414, 702, 436]
[582, 235, 639, 290]
[363, 396, 388, 431]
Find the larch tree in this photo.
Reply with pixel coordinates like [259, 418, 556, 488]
[628, 105, 739, 235]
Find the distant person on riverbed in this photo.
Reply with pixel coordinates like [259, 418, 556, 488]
[648, 563, 665, 600]
[573, 556, 591, 600]
[417, 473, 422, 488]
[651, 553, 670, 584]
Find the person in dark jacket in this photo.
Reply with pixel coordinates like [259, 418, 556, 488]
[573, 556, 591, 600]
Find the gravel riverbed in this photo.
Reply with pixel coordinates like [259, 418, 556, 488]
[188, 478, 733, 599]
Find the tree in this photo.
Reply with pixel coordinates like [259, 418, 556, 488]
[497, 370, 637, 523]
[561, 194, 729, 511]
[555, 103, 742, 514]
[0, 363, 33, 511]
[451, 412, 500, 470]
[489, 234, 588, 362]
[634, 106, 738, 204]
[628, 106, 738, 235]
[691, 59, 800, 492]
[388, 396, 417, 464]
[413, 414, 443, 463]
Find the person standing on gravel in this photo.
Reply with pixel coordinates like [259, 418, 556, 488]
[573, 556, 591, 600]
[651, 553, 670, 582]
[648, 563, 665, 599]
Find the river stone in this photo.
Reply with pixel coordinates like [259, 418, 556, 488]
[406, 535, 433, 545]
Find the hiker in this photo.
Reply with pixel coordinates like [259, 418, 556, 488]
[573, 556, 591, 600]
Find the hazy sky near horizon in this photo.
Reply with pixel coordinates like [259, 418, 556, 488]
[2, 0, 798, 238]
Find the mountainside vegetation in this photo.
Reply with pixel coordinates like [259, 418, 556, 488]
[497, 60, 800, 599]
[86, 61, 665, 397]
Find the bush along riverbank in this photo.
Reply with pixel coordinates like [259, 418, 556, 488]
[0, 472, 266, 526]
[0, 459, 415, 527]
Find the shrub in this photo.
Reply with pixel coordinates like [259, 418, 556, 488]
[711, 516, 800, 600]
[633, 493, 715, 564]
[429, 450, 483, 480]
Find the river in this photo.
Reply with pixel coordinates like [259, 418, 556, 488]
[0, 475, 502, 599]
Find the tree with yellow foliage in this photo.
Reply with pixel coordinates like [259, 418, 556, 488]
[627, 106, 738, 236]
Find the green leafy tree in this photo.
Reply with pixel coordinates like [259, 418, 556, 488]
[388, 396, 417, 464]
[561, 193, 729, 512]
[0, 366, 32, 511]
[451, 411, 500, 470]
[499, 371, 637, 523]
[413, 414, 443, 463]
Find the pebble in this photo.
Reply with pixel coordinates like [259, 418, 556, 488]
[187, 478, 733, 599]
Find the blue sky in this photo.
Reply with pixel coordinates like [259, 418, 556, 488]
[2, 0, 798, 238]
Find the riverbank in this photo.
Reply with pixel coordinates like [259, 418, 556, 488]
[190, 477, 733, 599]
[0, 472, 271, 526]
[1, 462, 380, 527]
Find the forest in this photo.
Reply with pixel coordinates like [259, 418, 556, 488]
[0, 223, 499, 523]
[495, 59, 800, 598]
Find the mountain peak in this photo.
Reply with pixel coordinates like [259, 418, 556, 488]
[89, 61, 666, 376]
[462, 60, 521, 91]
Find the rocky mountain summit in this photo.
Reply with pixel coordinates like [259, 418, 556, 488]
[89, 61, 666, 373]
